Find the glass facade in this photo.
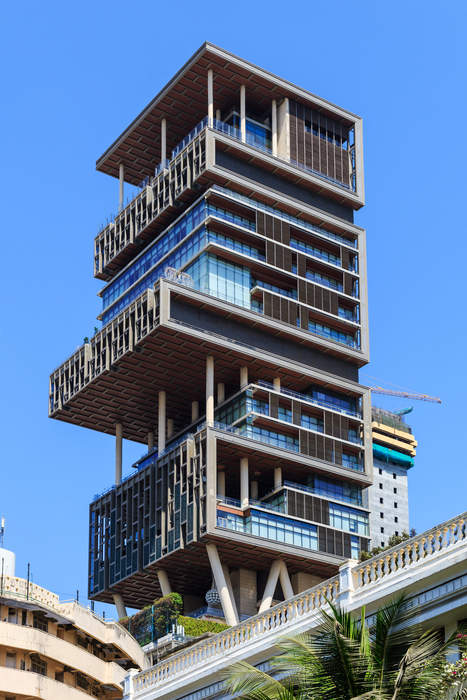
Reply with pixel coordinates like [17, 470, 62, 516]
[285, 476, 363, 506]
[217, 508, 318, 551]
[290, 237, 340, 266]
[328, 502, 369, 536]
[187, 253, 252, 309]
[308, 319, 359, 349]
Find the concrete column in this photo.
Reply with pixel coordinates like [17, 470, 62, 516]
[113, 593, 127, 619]
[147, 431, 154, 451]
[115, 423, 123, 485]
[167, 419, 174, 439]
[279, 561, 294, 600]
[273, 377, 281, 391]
[217, 382, 225, 404]
[259, 559, 282, 612]
[206, 355, 214, 427]
[240, 458, 249, 508]
[250, 480, 258, 500]
[274, 466, 282, 490]
[240, 85, 246, 142]
[119, 163, 124, 211]
[206, 543, 239, 625]
[240, 366, 248, 388]
[215, 108, 221, 122]
[161, 118, 167, 164]
[217, 469, 226, 498]
[158, 391, 166, 453]
[207, 69, 214, 126]
[271, 99, 278, 156]
[156, 569, 172, 597]
[191, 400, 199, 422]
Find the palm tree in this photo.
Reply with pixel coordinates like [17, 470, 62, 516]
[224, 596, 457, 700]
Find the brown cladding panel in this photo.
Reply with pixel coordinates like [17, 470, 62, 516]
[269, 392, 279, 419]
[256, 211, 265, 236]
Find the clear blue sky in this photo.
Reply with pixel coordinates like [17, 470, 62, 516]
[1, 1, 465, 614]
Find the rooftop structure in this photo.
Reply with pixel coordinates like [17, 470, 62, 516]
[49, 42, 371, 625]
[368, 406, 418, 548]
[0, 549, 145, 699]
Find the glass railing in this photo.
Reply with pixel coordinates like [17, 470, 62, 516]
[217, 495, 286, 515]
[216, 508, 319, 551]
[171, 117, 208, 158]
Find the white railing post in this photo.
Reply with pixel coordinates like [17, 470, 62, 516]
[122, 668, 138, 699]
[338, 560, 358, 606]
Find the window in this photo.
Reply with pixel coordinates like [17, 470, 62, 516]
[394, 487, 397, 494]
[379, 497, 384, 504]
[76, 673, 89, 690]
[395, 531, 399, 536]
[8, 608, 17, 623]
[381, 541, 385, 547]
[55, 671, 64, 683]
[328, 502, 369, 536]
[6, 652, 16, 668]
[380, 512, 384, 519]
[33, 612, 48, 633]
[393, 473, 397, 479]
[380, 527, 384, 533]
[394, 502, 398, 509]
[379, 483, 383, 490]
[378, 468, 382, 475]
[21, 610, 27, 625]
[31, 657, 47, 676]
[395, 516, 399, 523]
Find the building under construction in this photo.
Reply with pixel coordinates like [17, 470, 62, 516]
[49, 43, 372, 625]
[368, 407, 417, 548]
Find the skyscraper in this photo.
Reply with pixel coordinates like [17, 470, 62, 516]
[49, 43, 372, 625]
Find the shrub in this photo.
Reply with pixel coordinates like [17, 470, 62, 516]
[178, 615, 229, 636]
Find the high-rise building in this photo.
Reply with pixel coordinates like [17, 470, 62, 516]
[368, 407, 417, 548]
[0, 546, 144, 699]
[49, 43, 372, 625]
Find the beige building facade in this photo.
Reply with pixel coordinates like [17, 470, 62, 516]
[0, 548, 145, 700]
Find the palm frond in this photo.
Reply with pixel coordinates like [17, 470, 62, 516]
[222, 660, 298, 700]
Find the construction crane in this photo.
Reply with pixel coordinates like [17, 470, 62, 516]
[370, 386, 442, 404]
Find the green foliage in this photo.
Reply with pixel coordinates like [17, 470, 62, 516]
[360, 531, 415, 562]
[178, 615, 229, 637]
[224, 595, 454, 700]
[120, 592, 184, 645]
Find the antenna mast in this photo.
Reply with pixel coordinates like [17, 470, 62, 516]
[0, 517, 4, 548]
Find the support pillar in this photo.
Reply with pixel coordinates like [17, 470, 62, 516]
[217, 382, 225, 404]
[206, 543, 239, 625]
[240, 457, 249, 508]
[240, 366, 248, 388]
[167, 419, 174, 439]
[273, 377, 281, 391]
[215, 108, 221, 122]
[115, 423, 122, 485]
[259, 559, 282, 612]
[240, 85, 246, 142]
[207, 69, 214, 126]
[217, 468, 225, 498]
[113, 593, 127, 620]
[206, 355, 214, 427]
[119, 163, 124, 211]
[274, 466, 282, 490]
[191, 400, 199, 422]
[279, 561, 294, 600]
[161, 118, 167, 164]
[156, 569, 172, 597]
[158, 391, 166, 453]
[271, 99, 277, 156]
